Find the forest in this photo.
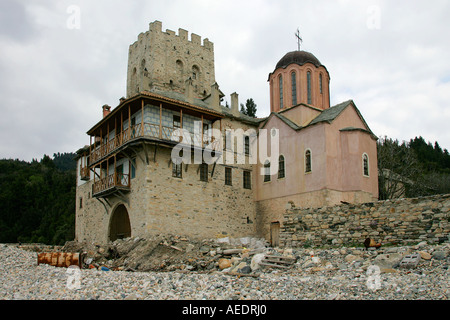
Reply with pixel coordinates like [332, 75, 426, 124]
[0, 153, 76, 244]
[0, 136, 449, 245]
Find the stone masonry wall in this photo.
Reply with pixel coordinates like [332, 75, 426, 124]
[280, 194, 450, 247]
[127, 20, 215, 98]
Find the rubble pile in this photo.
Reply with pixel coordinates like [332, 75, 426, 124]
[62, 235, 273, 274]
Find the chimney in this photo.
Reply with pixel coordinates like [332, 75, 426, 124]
[102, 105, 111, 118]
[185, 78, 194, 103]
[231, 92, 239, 117]
[209, 82, 221, 111]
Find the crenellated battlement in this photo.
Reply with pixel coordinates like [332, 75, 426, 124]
[127, 20, 216, 98]
[131, 21, 213, 52]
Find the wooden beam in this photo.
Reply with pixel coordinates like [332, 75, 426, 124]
[120, 110, 123, 145]
[129, 146, 145, 164]
[141, 99, 144, 136]
[128, 104, 131, 139]
[159, 103, 162, 139]
[90, 167, 101, 179]
[121, 150, 137, 169]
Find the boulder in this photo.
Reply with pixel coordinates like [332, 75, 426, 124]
[419, 251, 432, 260]
[250, 253, 265, 271]
[373, 253, 403, 269]
[218, 258, 231, 270]
[432, 251, 447, 260]
[239, 265, 252, 274]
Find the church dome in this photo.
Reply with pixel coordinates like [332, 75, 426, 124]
[275, 50, 322, 70]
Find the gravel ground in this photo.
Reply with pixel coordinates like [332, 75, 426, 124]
[0, 243, 448, 300]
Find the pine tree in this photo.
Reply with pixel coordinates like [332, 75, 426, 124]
[244, 98, 257, 118]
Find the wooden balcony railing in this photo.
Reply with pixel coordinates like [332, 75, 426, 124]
[90, 122, 220, 164]
[92, 173, 130, 196]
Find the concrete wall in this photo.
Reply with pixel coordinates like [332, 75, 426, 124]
[280, 194, 450, 248]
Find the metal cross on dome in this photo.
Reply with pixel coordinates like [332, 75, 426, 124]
[295, 28, 303, 51]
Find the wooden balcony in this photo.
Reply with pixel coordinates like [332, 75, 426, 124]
[80, 166, 90, 180]
[90, 122, 220, 164]
[92, 173, 130, 197]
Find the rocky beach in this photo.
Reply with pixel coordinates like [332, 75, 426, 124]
[0, 235, 448, 301]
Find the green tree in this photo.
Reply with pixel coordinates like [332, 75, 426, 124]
[244, 98, 257, 118]
[377, 136, 422, 200]
[240, 103, 247, 115]
[0, 154, 76, 244]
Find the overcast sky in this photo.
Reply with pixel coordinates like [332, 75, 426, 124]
[1, 0, 449, 162]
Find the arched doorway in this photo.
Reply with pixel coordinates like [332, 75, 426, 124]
[109, 204, 131, 241]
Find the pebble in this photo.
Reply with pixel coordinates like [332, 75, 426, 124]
[0, 243, 449, 300]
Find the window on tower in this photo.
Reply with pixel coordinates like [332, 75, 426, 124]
[319, 73, 323, 94]
[279, 75, 283, 109]
[307, 71, 312, 104]
[291, 72, 297, 106]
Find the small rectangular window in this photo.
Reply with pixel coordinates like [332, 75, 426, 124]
[200, 163, 208, 182]
[172, 162, 182, 178]
[225, 131, 232, 151]
[243, 170, 251, 189]
[244, 136, 250, 156]
[79, 197, 83, 209]
[131, 161, 136, 179]
[173, 115, 181, 129]
[264, 161, 271, 182]
[225, 167, 232, 186]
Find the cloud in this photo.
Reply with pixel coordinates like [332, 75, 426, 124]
[1, 0, 449, 162]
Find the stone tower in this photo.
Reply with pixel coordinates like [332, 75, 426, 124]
[126, 20, 216, 99]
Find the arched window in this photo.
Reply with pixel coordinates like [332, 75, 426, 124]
[307, 71, 312, 104]
[363, 153, 369, 177]
[319, 73, 323, 94]
[305, 149, 312, 173]
[192, 65, 200, 80]
[176, 59, 183, 74]
[279, 75, 283, 109]
[278, 155, 285, 179]
[264, 160, 271, 182]
[291, 72, 297, 106]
